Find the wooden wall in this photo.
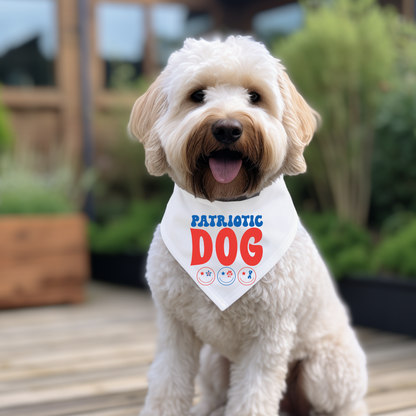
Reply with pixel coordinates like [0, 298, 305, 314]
[2, 1, 79, 158]
[0, 0, 142, 162]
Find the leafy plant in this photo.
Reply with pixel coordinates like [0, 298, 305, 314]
[301, 212, 373, 279]
[0, 152, 89, 214]
[0, 86, 14, 152]
[94, 119, 172, 222]
[89, 198, 166, 253]
[379, 211, 416, 238]
[372, 219, 416, 279]
[370, 73, 416, 226]
[275, 0, 397, 225]
[108, 63, 153, 95]
[92, 92, 172, 251]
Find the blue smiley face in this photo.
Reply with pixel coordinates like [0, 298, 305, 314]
[217, 267, 236, 286]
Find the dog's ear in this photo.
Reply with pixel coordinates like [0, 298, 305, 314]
[128, 75, 169, 176]
[278, 68, 320, 176]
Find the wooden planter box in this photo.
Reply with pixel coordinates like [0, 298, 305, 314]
[0, 215, 90, 309]
[338, 276, 416, 337]
[90, 252, 148, 289]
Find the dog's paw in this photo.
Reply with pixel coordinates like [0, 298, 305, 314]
[139, 407, 162, 416]
[139, 404, 183, 416]
[338, 401, 369, 416]
[209, 406, 226, 416]
[190, 402, 215, 416]
[311, 400, 369, 416]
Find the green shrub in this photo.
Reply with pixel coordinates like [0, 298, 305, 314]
[379, 211, 416, 238]
[369, 17, 416, 226]
[301, 212, 373, 279]
[89, 198, 166, 254]
[373, 219, 416, 279]
[108, 64, 152, 94]
[94, 119, 173, 222]
[274, 0, 396, 225]
[0, 153, 85, 214]
[92, 111, 172, 253]
[371, 81, 416, 225]
[0, 87, 14, 152]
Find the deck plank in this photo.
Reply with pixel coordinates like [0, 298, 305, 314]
[367, 367, 416, 394]
[69, 407, 143, 416]
[376, 408, 416, 416]
[0, 282, 415, 416]
[367, 388, 416, 414]
[0, 391, 145, 416]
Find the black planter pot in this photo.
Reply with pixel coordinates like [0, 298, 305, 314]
[90, 253, 149, 289]
[338, 276, 416, 337]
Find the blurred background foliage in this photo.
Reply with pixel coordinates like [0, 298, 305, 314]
[371, 81, 416, 225]
[0, 150, 93, 215]
[300, 212, 373, 279]
[93, 110, 173, 229]
[275, 0, 416, 279]
[0, 87, 13, 153]
[91, 105, 173, 255]
[93, 124, 172, 223]
[0, 86, 92, 214]
[0, 0, 415, 281]
[373, 218, 416, 278]
[89, 198, 167, 254]
[275, 0, 397, 226]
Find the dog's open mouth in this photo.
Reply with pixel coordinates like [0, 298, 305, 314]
[208, 149, 243, 184]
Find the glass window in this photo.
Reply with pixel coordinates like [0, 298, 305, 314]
[253, 3, 304, 46]
[153, 5, 214, 66]
[96, 3, 145, 68]
[96, 2, 214, 90]
[0, 0, 57, 86]
[96, 2, 146, 89]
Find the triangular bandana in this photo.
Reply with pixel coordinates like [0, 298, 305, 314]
[160, 176, 299, 311]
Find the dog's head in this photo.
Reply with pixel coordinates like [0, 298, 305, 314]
[128, 36, 318, 201]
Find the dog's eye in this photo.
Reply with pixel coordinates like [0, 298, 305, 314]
[249, 92, 260, 104]
[190, 90, 205, 103]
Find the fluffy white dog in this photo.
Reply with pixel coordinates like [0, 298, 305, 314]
[128, 36, 368, 416]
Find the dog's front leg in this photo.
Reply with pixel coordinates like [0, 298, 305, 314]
[225, 331, 293, 416]
[140, 310, 202, 416]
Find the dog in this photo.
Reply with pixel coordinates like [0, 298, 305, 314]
[128, 36, 368, 416]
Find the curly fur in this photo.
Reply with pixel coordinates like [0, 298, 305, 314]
[128, 36, 368, 416]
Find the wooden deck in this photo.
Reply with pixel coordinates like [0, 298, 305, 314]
[0, 282, 415, 416]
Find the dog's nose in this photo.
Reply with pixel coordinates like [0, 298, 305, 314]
[212, 119, 243, 145]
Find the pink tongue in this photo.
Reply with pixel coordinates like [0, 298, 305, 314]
[209, 156, 242, 183]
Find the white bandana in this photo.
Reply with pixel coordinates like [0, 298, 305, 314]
[160, 176, 299, 311]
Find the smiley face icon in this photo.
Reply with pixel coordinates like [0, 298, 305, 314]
[217, 267, 236, 286]
[238, 267, 257, 286]
[196, 267, 215, 286]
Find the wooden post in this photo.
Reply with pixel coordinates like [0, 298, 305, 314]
[142, 5, 159, 77]
[402, 0, 415, 20]
[78, 0, 96, 218]
[91, 0, 105, 93]
[56, 0, 82, 161]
